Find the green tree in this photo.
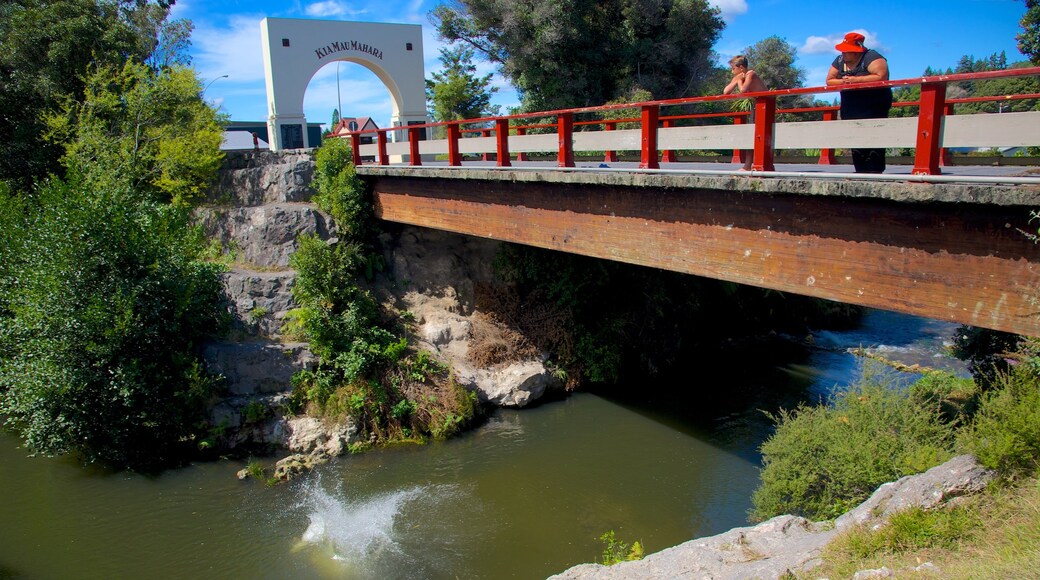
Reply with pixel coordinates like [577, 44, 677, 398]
[431, 0, 724, 111]
[44, 61, 225, 206]
[0, 180, 225, 468]
[742, 35, 805, 92]
[1018, 0, 1040, 65]
[0, 0, 181, 190]
[426, 45, 500, 129]
[739, 35, 813, 118]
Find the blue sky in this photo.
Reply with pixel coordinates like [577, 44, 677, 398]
[177, 0, 1031, 130]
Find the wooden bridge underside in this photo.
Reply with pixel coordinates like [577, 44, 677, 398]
[362, 168, 1040, 337]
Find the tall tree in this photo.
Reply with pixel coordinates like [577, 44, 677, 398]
[1019, 0, 1040, 64]
[430, 0, 724, 111]
[44, 61, 225, 206]
[426, 45, 499, 129]
[0, 0, 181, 190]
[742, 36, 805, 91]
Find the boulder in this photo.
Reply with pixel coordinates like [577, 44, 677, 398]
[285, 416, 360, 457]
[221, 268, 298, 338]
[195, 203, 336, 268]
[202, 341, 316, 396]
[206, 150, 316, 206]
[834, 454, 994, 532]
[549, 455, 995, 580]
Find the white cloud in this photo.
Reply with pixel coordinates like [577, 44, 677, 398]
[801, 35, 836, 55]
[709, 0, 748, 22]
[801, 29, 886, 55]
[304, 1, 366, 18]
[192, 15, 267, 84]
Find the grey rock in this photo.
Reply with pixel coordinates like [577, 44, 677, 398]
[206, 150, 316, 206]
[221, 268, 298, 338]
[195, 203, 336, 268]
[852, 567, 894, 579]
[550, 515, 836, 580]
[549, 455, 994, 580]
[835, 454, 993, 532]
[202, 341, 316, 396]
[284, 416, 359, 457]
[457, 360, 559, 408]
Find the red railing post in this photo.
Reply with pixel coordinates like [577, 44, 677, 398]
[349, 132, 362, 166]
[604, 121, 618, 162]
[481, 129, 492, 161]
[408, 127, 422, 166]
[913, 82, 947, 175]
[447, 123, 462, 166]
[640, 104, 660, 169]
[818, 110, 836, 165]
[752, 96, 776, 171]
[660, 118, 676, 163]
[558, 112, 575, 167]
[731, 115, 746, 163]
[940, 102, 954, 167]
[516, 127, 528, 161]
[495, 119, 511, 167]
[376, 131, 388, 165]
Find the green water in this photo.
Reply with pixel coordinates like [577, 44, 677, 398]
[0, 392, 765, 579]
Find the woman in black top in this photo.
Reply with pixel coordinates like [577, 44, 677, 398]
[825, 32, 893, 173]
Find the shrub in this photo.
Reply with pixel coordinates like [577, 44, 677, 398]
[959, 363, 1040, 475]
[289, 141, 479, 445]
[599, 530, 644, 565]
[0, 180, 225, 467]
[751, 362, 957, 521]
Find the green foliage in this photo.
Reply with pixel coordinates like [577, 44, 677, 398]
[0, 0, 184, 189]
[44, 61, 225, 206]
[959, 362, 1040, 475]
[1021, 0, 1040, 65]
[426, 45, 500, 135]
[831, 504, 980, 559]
[431, 0, 724, 111]
[312, 138, 374, 240]
[0, 179, 225, 468]
[291, 141, 479, 445]
[599, 530, 644, 565]
[751, 362, 957, 522]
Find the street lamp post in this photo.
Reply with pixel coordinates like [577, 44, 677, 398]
[203, 74, 229, 99]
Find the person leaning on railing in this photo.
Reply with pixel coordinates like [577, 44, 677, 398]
[723, 55, 768, 171]
[825, 32, 893, 174]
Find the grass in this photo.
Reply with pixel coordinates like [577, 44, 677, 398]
[811, 475, 1040, 578]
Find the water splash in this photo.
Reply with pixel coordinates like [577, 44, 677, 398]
[291, 475, 479, 579]
[297, 480, 424, 564]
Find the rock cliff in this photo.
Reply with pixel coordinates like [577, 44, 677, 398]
[197, 150, 561, 464]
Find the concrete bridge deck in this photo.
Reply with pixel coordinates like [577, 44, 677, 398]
[358, 163, 1040, 337]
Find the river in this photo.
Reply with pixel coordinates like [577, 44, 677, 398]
[0, 308, 966, 579]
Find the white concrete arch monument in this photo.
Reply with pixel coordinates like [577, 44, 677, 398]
[260, 17, 428, 150]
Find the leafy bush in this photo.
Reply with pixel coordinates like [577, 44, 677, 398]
[0, 180, 225, 467]
[959, 362, 1040, 475]
[599, 530, 644, 565]
[44, 62, 225, 207]
[288, 141, 478, 444]
[751, 362, 957, 521]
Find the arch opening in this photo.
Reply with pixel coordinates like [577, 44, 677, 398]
[261, 17, 428, 151]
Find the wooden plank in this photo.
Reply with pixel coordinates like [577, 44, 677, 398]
[368, 175, 1040, 337]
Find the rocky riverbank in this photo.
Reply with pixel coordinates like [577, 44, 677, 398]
[196, 150, 562, 477]
[550, 454, 994, 579]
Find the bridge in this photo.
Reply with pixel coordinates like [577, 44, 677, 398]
[344, 69, 1040, 337]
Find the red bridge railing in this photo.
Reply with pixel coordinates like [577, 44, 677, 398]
[342, 67, 1040, 176]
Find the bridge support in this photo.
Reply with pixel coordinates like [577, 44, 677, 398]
[362, 167, 1040, 338]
